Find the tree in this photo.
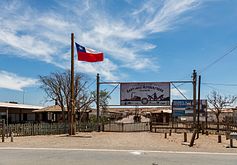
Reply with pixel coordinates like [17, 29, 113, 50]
[39, 71, 88, 124]
[207, 90, 237, 132]
[90, 90, 111, 123]
[39, 71, 111, 125]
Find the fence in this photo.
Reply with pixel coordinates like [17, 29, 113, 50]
[103, 122, 150, 132]
[150, 121, 237, 134]
[0, 122, 98, 137]
[1, 121, 237, 137]
[0, 122, 150, 136]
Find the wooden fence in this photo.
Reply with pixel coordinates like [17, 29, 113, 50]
[151, 122, 237, 134]
[0, 122, 150, 136]
[0, 122, 98, 137]
[1, 121, 237, 137]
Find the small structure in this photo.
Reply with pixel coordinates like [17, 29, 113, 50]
[232, 107, 237, 124]
[33, 105, 92, 123]
[0, 102, 43, 124]
[229, 132, 237, 148]
[33, 105, 65, 122]
[150, 109, 171, 124]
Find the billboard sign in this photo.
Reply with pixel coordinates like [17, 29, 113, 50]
[172, 100, 207, 117]
[120, 82, 170, 106]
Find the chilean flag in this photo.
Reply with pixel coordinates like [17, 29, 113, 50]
[75, 42, 104, 62]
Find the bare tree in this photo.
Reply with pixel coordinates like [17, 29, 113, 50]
[207, 90, 237, 132]
[39, 71, 88, 123]
[39, 71, 111, 126]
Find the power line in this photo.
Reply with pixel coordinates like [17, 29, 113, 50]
[202, 82, 237, 87]
[200, 44, 237, 74]
[203, 84, 220, 92]
[202, 83, 236, 95]
[86, 79, 96, 89]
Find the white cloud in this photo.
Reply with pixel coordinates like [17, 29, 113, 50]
[75, 58, 118, 81]
[0, 0, 202, 81]
[142, 0, 201, 33]
[0, 70, 38, 91]
[171, 88, 188, 99]
[0, 30, 55, 62]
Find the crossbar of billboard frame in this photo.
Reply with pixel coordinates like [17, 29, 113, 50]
[100, 80, 193, 85]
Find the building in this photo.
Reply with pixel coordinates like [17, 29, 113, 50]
[0, 102, 43, 124]
[33, 105, 66, 122]
[104, 106, 172, 124]
[33, 105, 92, 123]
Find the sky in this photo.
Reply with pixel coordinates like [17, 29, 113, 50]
[0, 0, 237, 107]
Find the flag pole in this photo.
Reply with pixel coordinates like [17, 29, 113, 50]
[70, 33, 75, 135]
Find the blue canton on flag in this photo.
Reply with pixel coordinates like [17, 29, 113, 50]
[75, 43, 86, 53]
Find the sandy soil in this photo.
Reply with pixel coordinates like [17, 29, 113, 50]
[0, 132, 236, 153]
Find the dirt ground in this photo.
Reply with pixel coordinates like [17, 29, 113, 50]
[0, 132, 237, 153]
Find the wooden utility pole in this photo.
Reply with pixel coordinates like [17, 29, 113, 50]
[70, 33, 75, 135]
[197, 75, 201, 139]
[190, 70, 197, 147]
[96, 73, 100, 132]
[192, 70, 197, 128]
[197, 76, 201, 127]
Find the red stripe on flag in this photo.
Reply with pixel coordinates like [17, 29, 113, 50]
[77, 51, 104, 62]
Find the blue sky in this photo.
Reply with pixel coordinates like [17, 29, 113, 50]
[0, 0, 237, 106]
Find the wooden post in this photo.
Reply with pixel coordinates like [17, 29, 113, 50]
[226, 132, 230, 140]
[197, 75, 201, 139]
[11, 131, 14, 142]
[2, 120, 5, 142]
[201, 122, 205, 135]
[230, 139, 233, 148]
[184, 132, 187, 142]
[165, 132, 167, 138]
[189, 129, 197, 147]
[192, 70, 197, 128]
[70, 32, 75, 135]
[218, 134, 222, 143]
[150, 122, 152, 132]
[96, 73, 100, 132]
[6, 108, 8, 137]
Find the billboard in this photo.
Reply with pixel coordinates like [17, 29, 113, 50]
[172, 100, 207, 117]
[120, 82, 170, 106]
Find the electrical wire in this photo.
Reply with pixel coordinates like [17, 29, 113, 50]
[86, 79, 96, 89]
[199, 44, 237, 74]
[202, 82, 237, 87]
[104, 84, 119, 100]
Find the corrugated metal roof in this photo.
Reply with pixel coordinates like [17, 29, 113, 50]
[32, 105, 66, 112]
[0, 102, 43, 109]
[33, 105, 92, 113]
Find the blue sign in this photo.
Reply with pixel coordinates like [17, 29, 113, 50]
[172, 100, 207, 117]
